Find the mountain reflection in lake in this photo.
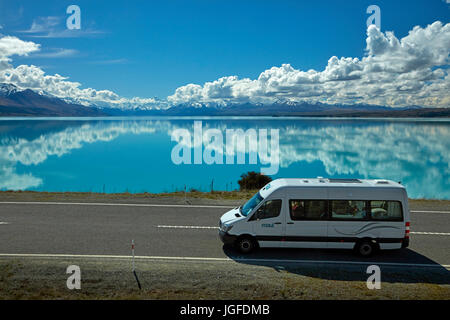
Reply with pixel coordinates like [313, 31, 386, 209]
[0, 117, 448, 199]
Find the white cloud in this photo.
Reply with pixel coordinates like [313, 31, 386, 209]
[168, 21, 450, 108]
[0, 35, 163, 109]
[0, 21, 449, 110]
[21, 16, 61, 34]
[0, 36, 40, 61]
[90, 58, 128, 65]
[20, 16, 105, 38]
[0, 35, 40, 74]
[0, 63, 161, 108]
[31, 48, 79, 58]
[27, 28, 106, 39]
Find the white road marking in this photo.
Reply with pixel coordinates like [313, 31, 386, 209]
[0, 253, 448, 269]
[0, 202, 448, 213]
[0, 222, 9, 225]
[157, 225, 218, 229]
[0, 201, 234, 209]
[411, 232, 450, 236]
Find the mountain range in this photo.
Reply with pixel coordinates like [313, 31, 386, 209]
[0, 83, 106, 116]
[1, 83, 449, 117]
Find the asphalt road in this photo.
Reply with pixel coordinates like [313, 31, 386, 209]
[0, 202, 449, 268]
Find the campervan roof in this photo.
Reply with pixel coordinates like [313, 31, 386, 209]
[259, 178, 404, 198]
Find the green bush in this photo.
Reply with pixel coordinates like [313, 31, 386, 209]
[238, 171, 272, 190]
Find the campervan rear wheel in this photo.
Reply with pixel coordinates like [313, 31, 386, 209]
[355, 240, 376, 257]
[236, 236, 256, 254]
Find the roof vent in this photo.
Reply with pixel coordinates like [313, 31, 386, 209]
[329, 179, 361, 183]
[376, 180, 389, 184]
[303, 180, 309, 183]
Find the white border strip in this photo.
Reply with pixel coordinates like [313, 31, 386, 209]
[411, 232, 450, 235]
[156, 225, 449, 235]
[155, 226, 448, 235]
[156, 226, 450, 235]
[0, 253, 448, 269]
[411, 210, 450, 213]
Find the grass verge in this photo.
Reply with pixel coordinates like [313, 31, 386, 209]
[0, 257, 449, 300]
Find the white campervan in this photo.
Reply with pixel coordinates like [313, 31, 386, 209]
[219, 178, 410, 256]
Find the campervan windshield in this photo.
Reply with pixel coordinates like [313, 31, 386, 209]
[240, 191, 264, 216]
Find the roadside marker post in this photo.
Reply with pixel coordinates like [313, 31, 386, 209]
[131, 240, 142, 290]
[132, 240, 135, 271]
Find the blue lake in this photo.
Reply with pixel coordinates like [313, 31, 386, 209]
[0, 117, 449, 199]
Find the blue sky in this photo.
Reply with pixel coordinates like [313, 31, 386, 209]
[0, 0, 449, 108]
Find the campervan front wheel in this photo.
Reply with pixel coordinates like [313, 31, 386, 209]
[236, 236, 257, 254]
[355, 240, 377, 257]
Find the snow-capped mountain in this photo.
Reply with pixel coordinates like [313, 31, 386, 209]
[0, 83, 447, 117]
[0, 83, 21, 96]
[0, 83, 106, 116]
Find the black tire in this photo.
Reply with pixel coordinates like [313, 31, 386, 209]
[236, 236, 257, 254]
[355, 240, 377, 257]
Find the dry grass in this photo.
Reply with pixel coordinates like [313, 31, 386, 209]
[0, 189, 258, 205]
[0, 257, 449, 300]
[1, 190, 449, 206]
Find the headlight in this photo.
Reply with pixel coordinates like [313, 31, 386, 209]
[220, 223, 233, 232]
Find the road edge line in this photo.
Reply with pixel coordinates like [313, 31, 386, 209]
[0, 253, 448, 269]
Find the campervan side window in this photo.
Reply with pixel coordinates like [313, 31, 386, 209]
[252, 199, 282, 220]
[331, 200, 367, 220]
[369, 201, 403, 221]
[289, 200, 328, 220]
